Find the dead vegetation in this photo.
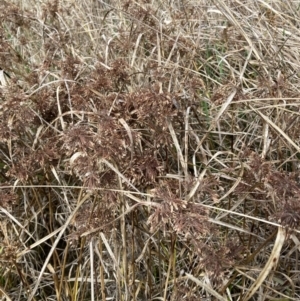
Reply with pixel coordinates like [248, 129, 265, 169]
[1, 0, 300, 300]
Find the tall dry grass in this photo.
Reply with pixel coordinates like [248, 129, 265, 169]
[1, 0, 300, 300]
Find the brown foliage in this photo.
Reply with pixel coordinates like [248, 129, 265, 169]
[1, 0, 300, 300]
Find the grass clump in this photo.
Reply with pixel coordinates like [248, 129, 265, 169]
[1, 0, 300, 300]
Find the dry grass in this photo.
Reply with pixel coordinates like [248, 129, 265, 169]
[1, 0, 300, 300]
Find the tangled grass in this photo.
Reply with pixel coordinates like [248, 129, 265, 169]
[1, 0, 300, 300]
